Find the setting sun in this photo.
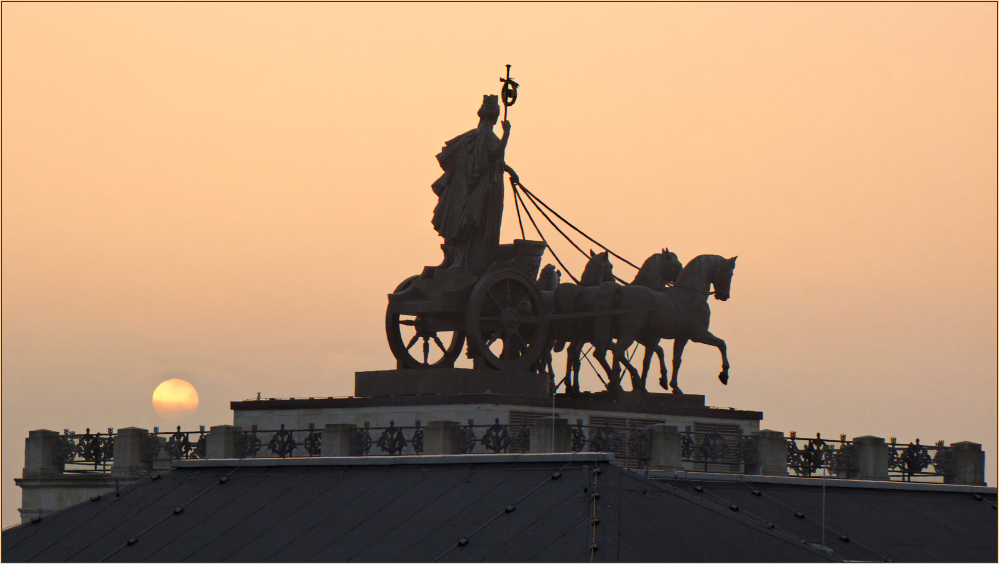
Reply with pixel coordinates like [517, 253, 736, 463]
[151, 379, 200, 418]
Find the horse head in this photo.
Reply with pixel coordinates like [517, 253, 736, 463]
[676, 255, 737, 300]
[660, 248, 683, 284]
[712, 256, 737, 301]
[580, 249, 614, 286]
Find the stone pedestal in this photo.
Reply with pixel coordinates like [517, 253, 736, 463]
[322, 424, 354, 457]
[648, 425, 682, 471]
[945, 441, 986, 486]
[112, 427, 151, 478]
[207, 425, 241, 459]
[530, 418, 571, 453]
[423, 421, 459, 455]
[23, 430, 63, 479]
[748, 430, 788, 476]
[356, 369, 550, 398]
[152, 437, 172, 471]
[852, 435, 888, 481]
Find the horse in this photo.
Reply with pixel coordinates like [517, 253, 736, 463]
[552, 248, 684, 396]
[550, 250, 615, 395]
[593, 255, 736, 394]
[623, 248, 684, 391]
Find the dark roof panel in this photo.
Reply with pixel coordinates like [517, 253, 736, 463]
[4, 459, 996, 563]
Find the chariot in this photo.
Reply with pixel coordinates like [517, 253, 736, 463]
[386, 239, 551, 372]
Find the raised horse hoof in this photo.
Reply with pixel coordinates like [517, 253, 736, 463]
[718, 372, 729, 385]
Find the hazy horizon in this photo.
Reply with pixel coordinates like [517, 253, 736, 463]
[3, 3, 996, 528]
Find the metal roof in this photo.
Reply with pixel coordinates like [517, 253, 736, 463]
[3, 455, 995, 562]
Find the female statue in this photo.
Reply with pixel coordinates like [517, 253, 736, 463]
[431, 94, 518, 269]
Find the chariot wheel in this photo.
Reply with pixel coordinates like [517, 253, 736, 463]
[467, 270, 549, 372]
[386, 276, 465, 369]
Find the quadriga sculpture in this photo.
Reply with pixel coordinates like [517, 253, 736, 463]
[593, 254, 737, 395]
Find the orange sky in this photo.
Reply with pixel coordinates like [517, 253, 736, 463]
[2, 3, 996, 527]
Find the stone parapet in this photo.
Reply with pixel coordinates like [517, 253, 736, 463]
[748, 430, 788, 476]
[423, 421, 460, 455]
[852, 435, 889, 481]
[945, 441, 986, 486]
[23, 430, 64, 479]
[206, 425, 242, 459]
[530, 417, 570, 453]
[648, 425, 682, 471]
[111, 427, 152, 479]
[321, 424, 354, 457]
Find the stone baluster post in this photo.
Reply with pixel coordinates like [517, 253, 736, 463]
[322, 424, 355, 457]
[206, 425, 242, 459]
[112, 427, 151, 479]
[945, 441, 985, 486]
[852, 435, 888, 481]
[530, 418, 571, 454]
[151, 436, 172, 470]
[23, 430, 64, 479]
[647, 425, 682, 471]
[747, 430, 788, 476]
[423, 421, 459, 455]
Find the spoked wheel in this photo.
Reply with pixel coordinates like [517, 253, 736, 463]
[386, 276, 465, 369]
[467, 270, 549, 372]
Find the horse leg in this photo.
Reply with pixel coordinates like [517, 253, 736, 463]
[655, 344, 669, 389]
[640, 346, 654, 391]
[594, 345, 624, 395]
[691, 331, 730, 385]
[621, 354, 644, 393]
[669, 338, 688, 394]
[563, 342, 577, 396]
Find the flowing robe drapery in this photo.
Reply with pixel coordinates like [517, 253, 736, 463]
[431, 127, 505, 268]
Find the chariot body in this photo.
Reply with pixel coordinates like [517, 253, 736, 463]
[386, 239, 552, 373]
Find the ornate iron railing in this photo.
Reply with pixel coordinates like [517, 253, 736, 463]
[888, 438, 953, 481]
[349, 421, 424, 456]
[680, 425, 757, 473]
[145, 426, 207, 461]
[235, 423, 324, 459]
[786, 432, 858, 477]
[570, 419, 653, 465]
[57, 428, 115, 472]
[785, 432, 956, 481]
[47, 421, 961, 483]
[454, 419, 531, 455]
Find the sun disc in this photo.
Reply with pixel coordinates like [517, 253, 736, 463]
[152, 379, 199, 418]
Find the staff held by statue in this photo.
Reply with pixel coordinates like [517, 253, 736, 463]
[499, 64, 519, 122]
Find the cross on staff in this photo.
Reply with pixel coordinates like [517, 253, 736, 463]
[499, 64, 519, 121]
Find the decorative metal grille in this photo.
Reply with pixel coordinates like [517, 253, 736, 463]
[569, 419, 653, 466]
[377, 421, 408, 455]
[237, 425, 262, 459]
[304, 423, 322, 456]
[57, 428, 115, 472]
[481, 419, 511, 453]
[454, 420, 477, 454]
[351, 423, 373, 456]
